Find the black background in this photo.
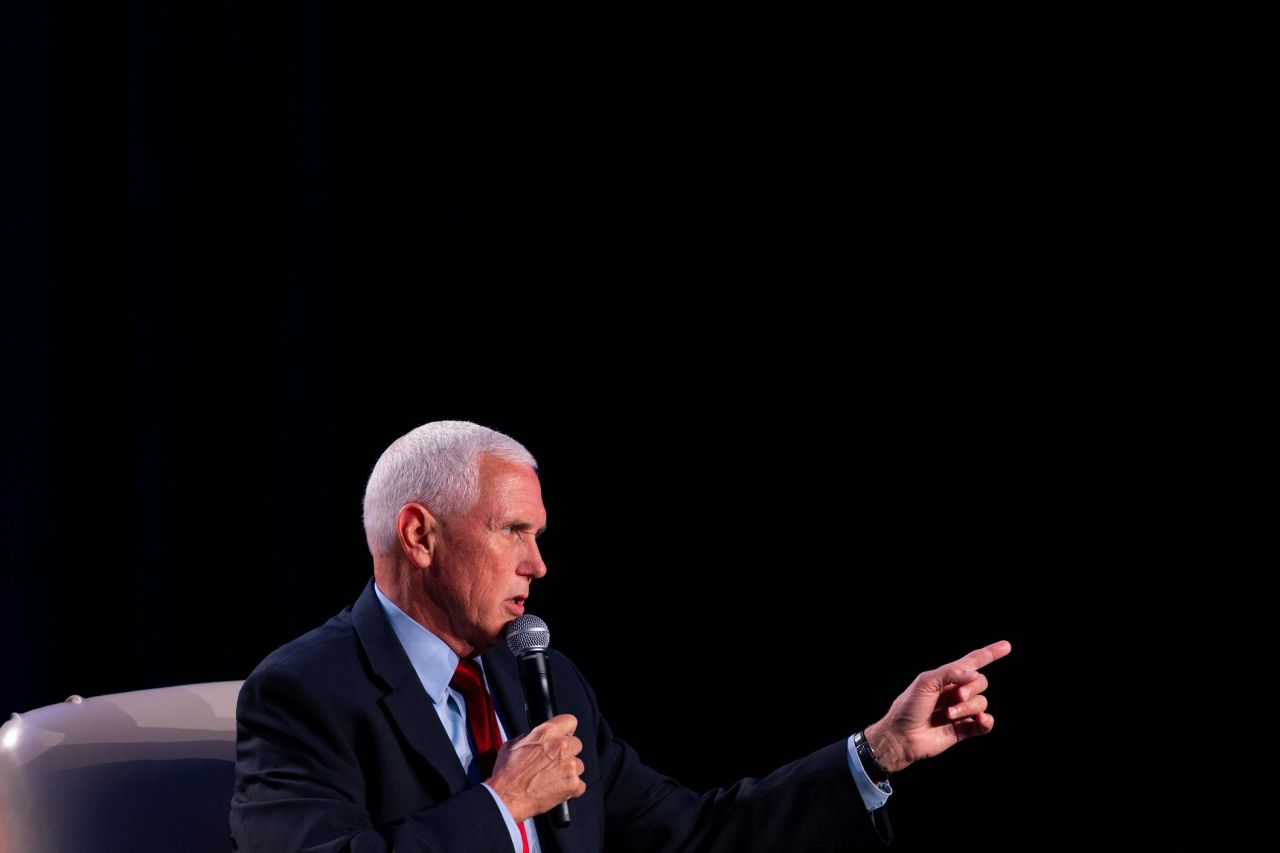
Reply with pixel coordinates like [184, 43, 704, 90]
[2, 5, 1262, 850]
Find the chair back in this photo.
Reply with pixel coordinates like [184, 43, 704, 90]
[0, 681, 242, 853]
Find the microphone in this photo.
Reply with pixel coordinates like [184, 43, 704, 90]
[506, 614, 571, 828]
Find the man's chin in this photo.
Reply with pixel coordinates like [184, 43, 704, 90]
[470, 626, 507, 656]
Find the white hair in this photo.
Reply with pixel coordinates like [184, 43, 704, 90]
[362, 420, 538, 557]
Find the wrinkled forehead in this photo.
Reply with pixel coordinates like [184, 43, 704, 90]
[475, 454, 545, 515]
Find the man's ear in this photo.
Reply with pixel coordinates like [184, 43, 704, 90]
[396, 503, 439, 570]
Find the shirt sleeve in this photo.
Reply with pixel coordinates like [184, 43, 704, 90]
[845, 734, 893, 811]
[481, 783, 527, 853]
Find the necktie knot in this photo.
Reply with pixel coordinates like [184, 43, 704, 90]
[450, 657, 485, 694]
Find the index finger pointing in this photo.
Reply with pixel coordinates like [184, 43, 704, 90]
[953, 640, 1012, 672]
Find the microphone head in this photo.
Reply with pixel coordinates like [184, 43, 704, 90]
[506, 614, 551, 656]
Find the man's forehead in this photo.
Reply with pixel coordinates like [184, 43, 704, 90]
[477, 456, 545, 516]
[477, 453, 540, 485]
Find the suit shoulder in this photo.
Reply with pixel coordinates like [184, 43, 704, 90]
[544, 647, 603, 713]
[546, 646, 592, 680]
[244, 604, 362, 692]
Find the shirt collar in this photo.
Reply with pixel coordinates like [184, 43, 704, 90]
[373, 582, 460, 706]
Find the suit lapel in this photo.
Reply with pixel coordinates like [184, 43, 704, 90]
[351, 581, 469, 795]
[482, 646, 531, 740]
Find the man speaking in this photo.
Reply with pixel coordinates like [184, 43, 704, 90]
[230, 420, 1011, 852]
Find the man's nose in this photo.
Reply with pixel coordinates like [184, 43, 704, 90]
[520, 540, 547, 579]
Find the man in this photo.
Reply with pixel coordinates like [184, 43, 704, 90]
[231, 420, 1011, 852]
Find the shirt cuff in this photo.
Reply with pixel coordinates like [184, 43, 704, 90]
[846, 734, 893, 811]
[481, 783, 526, 853]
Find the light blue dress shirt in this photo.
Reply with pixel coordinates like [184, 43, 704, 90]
[374, 584, 889, 853]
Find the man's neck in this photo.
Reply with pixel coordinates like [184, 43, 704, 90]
[372, 565, 482, 658]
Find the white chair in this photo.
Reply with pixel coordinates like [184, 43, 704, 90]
[0, 681, 242, 853]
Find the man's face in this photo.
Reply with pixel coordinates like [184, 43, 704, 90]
[423, 454, 548, 655]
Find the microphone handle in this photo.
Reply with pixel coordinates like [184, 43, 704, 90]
[516, 650, 571, 828]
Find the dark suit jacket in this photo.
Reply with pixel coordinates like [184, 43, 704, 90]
[231, 581, 883, 852]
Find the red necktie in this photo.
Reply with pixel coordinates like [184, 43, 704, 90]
[451, 658, 530, 853]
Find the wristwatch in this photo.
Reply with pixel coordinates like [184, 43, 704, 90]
[852, 729, 892, 785]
